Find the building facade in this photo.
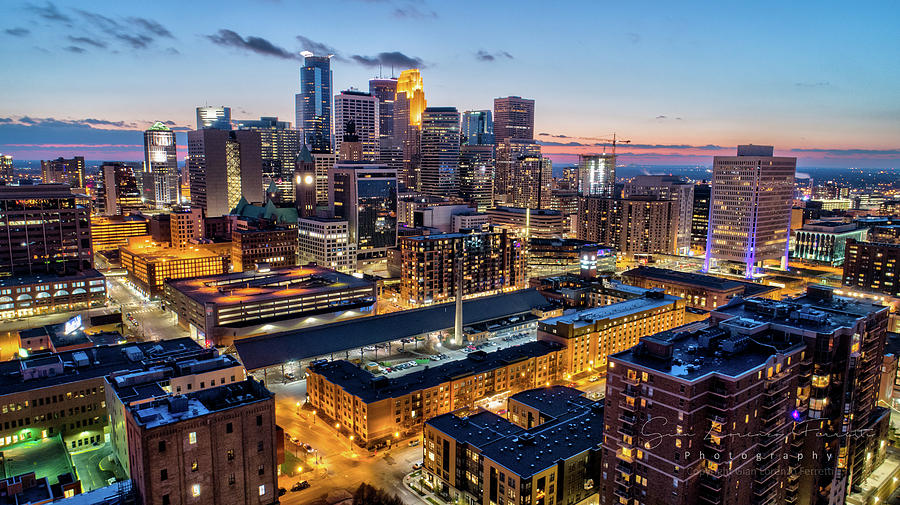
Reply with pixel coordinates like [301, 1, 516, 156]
[493, 96, 534, 143]
[235, 117, 302, 202]
[486, 207, 566, 240]
[120, 238, 230, 296]
[98, 162, 143, 216]
[90, 215, 149, 253]
[494, 140, 548, 209]
[792, 221, 867, 266]
[232, 227, 298, 272]
[624, 175, 694, 254]
[143, 122, 179, 207]
[691, 183, 711, 253]
[296, 54, 333, 153]
[705, 145, 796, 276]
[40, 157, 84, 189]
[842, 240, 900, 297]
[196, 106, 231, 130]
[187, 129, 264, 218]
[334, 91, 380, 162]
[170, 206, 204, 248]
[578, 154, 616, 198]
[419, 107, 461, 197]
[330, 163, 398, 266]
[297, 217, 356, 272]
[459, 144, 495, 212]
[394, 69, 426, 190]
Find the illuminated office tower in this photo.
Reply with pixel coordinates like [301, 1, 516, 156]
[393, 69, 426, 189]
[419, 107, 460, 197]
[98, 162, 142, 215]
[458, 144, 494, 211]
[41, 156, 85, 189]
[493, 96, 534, 143]
[495, 139, 548, 208]
[294, 145, 317, 217]
[704, 145, 795, 277]
[0, 154, 12, 182]
[624, 175, 694, 254]
[234, 116, 301, 201]
[460, 110, 493, 145]
[143, 122, 179, 207]
[196, 105, 231, 129]
[296, 53, 333, 152]
[369, 77, 400, 169]
[330, 163, 398, 267]
[311, 152, 336, 205]
[334, 90, 380, 161]
[187, 129, 263, 218]
[578, 153, 615, 197]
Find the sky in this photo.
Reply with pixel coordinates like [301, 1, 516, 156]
[0, 0, 898, 167]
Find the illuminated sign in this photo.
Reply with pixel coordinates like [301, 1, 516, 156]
[64, 315, 82, 335]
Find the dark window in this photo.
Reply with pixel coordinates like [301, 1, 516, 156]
[228, 474, 235, 485]
[159, 441, 166, 452]
[258, 465, 264, 476]
[226, 422, 233, 433]
[162, 495, 170, 505]
[160, 469, 167, 481]
[257, 441, 263, 452]
[256, 415, 262, 426]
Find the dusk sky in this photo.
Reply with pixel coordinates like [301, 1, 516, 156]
[1, 0, 898, 167]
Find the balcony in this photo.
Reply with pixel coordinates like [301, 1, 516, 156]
[623, 375, 640, 386]
[699, 473, 723, 491]
[618, 424, 635, 437]
[620, 413, 637, 425]
[698, 488, 723, 505]
[707, 413, 727, 425]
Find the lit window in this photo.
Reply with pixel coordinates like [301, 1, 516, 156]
[189, 432, 196, 444]
[192, 484, 200, 497]
[259, 485, 266, 496]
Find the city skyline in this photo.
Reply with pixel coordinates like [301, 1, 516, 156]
[0, 0, 897, 167]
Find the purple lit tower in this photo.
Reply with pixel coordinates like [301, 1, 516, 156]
[703, 145, 795, 277]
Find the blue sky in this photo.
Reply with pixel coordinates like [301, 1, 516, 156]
[0, 0, 898, 166]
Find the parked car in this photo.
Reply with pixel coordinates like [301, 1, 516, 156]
[278, 488, 287, 497]
[291, 481, 310, 492]
[408, 439, 420, 447]
[304, 444, 315, 453]
[289, 435, 300, 445]
[412, 462, 423, 470]
[588, 376, 599, 382]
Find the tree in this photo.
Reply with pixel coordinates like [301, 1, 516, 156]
[352, 483, 403, 505]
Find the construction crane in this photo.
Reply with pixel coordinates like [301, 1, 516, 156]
[588, 133, 631, 155]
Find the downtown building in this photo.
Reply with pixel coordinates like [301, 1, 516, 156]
[119, 237, 231, 296]
[459, 110, 495, 210]
[621, 266, 778, 311]
[842, 240, 900, 298]
[330, 162, 398, 269]
[486, 206, 567, 240]
[577, 197, 679, 256]
[196, 106, 231, 130]
[0, 185, 104, 318]
[393, 69, 426, 190]
[704, 145, 796, 276]
[296, 54, 333, 152]
[691, 183, 711, 253]
[369, 77, 400, 170]
[297, 216, 356, 272]
[399, 228, 527, 307]
[90, 214, 149, 253]
[143, 122, 180, 207]
[97, 161, 143, 215]
[234, 116, 302, 202]
[187, 129, 264, 218]
[602, 285, 889, 505]
[579, 154, 616, 198]
[334, 90, 380, 162]
[495, 140, 550, 209]
[305, 340, 566, 449]
[419, 107, 461, 197]
[493, 96, 534, 144]
[423, 386, 603, 505]
[792, 221, 868, 267]
[40, 156, 84, 189]
[624, 175, 695, 255]
[231, 226, 298, 272]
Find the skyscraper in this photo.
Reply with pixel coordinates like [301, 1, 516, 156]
[296, 54, 333, 152]
[394, 69, 426, 189]
[0, 154, 12, 183]
[460, 110, 494, 145]
[293, 145, 317, 218]
[143, 122, 179, 207]
[368, 78, 398, 166]
[458, 144, 495, 211]
[493, 96, 534, 143]
[329, 163, 398, 267]
[334, 90, 380, 161]
[577, 153, 615, 197]
[495, 139, 548, 208]
[98, 162, 142, 216]
[188, 129, 264, 218]
[419, 107, 461, 197]
[234, 117, 301, 202]
[196, 106, 232, 130]
[704, 145, 796, 276]
[624, 175, 694, 254]
[40, 156, 84, 189]
[690, 183, 711, 253]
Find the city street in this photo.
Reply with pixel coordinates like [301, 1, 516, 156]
[105, 276, 189, 341]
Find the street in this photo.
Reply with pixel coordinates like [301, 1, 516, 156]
[105, 276, 189, 341]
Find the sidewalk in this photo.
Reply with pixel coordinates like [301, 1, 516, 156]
[402, 471, 452, 505]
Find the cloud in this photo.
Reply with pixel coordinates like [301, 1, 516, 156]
[207, 29, 299, 59]
[1, 116, 138, 129]
[795, 81, 830, 88]
[392, 4, 437, 19]
[655, 115, 667, 119]
[67, 35, 106, 48]
[25, 1, 71, 23]
[114, 33, 153, 49]
[475, 50, 513, 62]
[63, 45, 86, 53]
[73, 9, 122, 31]
[789, 147, 900, 156]
[127, 17, 173, 38]
[295, 35, 339, 56]
[538, 133, 570, 139]
[351, 51, 424, 69]
[4, 27, 30, 37]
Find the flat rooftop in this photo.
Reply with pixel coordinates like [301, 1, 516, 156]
[0, 268, 104, 288]
[489, 207, 561, 217]
[428, 394, 604, 478]
[234, 288, 554, 370]
[623, 266, 744, 291]
[120, 242, 230, 262]
[508, 386, 593, 419]
[128, 378, 271, 429]
[0, 338, 203, 396]
[540, 291, 680, 329]
[309, 340, 564, 403]
[0, 435, 73, 483]
[109, 352, 244, 405]
[166, 265, 374, 306]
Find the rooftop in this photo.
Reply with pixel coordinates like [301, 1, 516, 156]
[0, 268, 104, 288]
[0, 338, 203, 396]
[128, 378, 271, 429]
[427, 393, 604, 478]
[120, 240, 230, 262]
[234, 288, 554, 370]
[165, 265, 374, 306]
[488, 207, 562, 217]
[108, 351, 243, 406]
[508, 386, 593, 419]
[0, 184, 77, 199]
[540, 290, 679, 329]
[623, 266, 744, 291]
[309, 340, 564, 403]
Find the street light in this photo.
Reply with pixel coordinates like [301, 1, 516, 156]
[312, 410, 317, 425]
[348, 435, 354, 452]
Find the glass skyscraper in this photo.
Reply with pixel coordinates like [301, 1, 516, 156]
[296, 54, 333, 153]
[461, 110, 494, 145]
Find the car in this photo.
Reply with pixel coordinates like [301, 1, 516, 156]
[408, 439, 420, 447]
[278, 488, 287, 497]
[412, 462, 423, 470]
[291, 481, 310, 492]
[289, 436, 300, 445]
[497, 409, 507, 415]
[588, 376, 599, 382]
[285, 372, 296, 380]
[304, 444, 315, 453]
